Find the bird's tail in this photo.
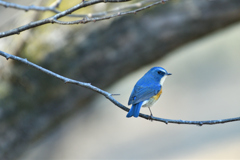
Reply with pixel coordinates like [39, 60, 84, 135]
[126, 102, 143, 118]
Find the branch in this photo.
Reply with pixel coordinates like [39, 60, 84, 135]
[0, 50, 239, 126]
[0, 0, 157, 18]
[0, 0, 62, 12]
[52, 0, 166, 25]
[50, 0, 62, 8]
[0, 0, 84, 17]
[0, 0, 166, 38]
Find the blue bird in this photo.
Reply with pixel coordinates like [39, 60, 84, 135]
[126, 67, 171, 118]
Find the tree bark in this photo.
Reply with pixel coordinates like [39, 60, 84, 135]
[1, 0, 240, 159]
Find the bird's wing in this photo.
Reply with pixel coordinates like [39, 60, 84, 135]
[128, 84, 161, 105]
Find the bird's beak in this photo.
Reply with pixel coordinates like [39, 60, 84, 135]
[166, 73, 172, 76]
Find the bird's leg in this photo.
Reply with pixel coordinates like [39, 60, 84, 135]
[148, 107, 153, 121]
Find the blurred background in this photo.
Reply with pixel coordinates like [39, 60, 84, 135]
[0, 0, 240, 160]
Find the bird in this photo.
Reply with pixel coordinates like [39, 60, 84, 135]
[126, 67, 171, 119]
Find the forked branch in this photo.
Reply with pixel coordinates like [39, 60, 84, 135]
[0, 0, 167, 38]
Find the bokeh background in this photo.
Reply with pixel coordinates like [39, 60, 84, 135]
[0, 0, 240, 160]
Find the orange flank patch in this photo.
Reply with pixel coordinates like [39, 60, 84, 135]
[153, 88, 162, 100]
[142, 88, 162, 108]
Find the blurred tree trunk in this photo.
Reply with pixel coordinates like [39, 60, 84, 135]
[1, 0, 240, 159]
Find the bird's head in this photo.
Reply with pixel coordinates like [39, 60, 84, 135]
[147, 67, 171, 85]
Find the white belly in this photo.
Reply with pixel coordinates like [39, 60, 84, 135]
[142, 99, 157, 108]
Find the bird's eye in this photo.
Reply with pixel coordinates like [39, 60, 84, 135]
[158, 70, 165, 75]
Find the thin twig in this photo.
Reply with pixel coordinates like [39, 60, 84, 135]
[0, 50, 239, 126]
[50, 0, 62, 8]
[52, 0, 166, 25]
[0, 0, 85, 17]
[0, 0, 60, 12]
[0, 0, 166, 38]
[0, 0, 157, 18]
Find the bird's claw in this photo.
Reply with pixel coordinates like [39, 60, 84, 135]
[148, 114, 154, 121]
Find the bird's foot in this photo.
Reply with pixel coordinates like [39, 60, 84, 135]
[148, 114, 154, 121]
